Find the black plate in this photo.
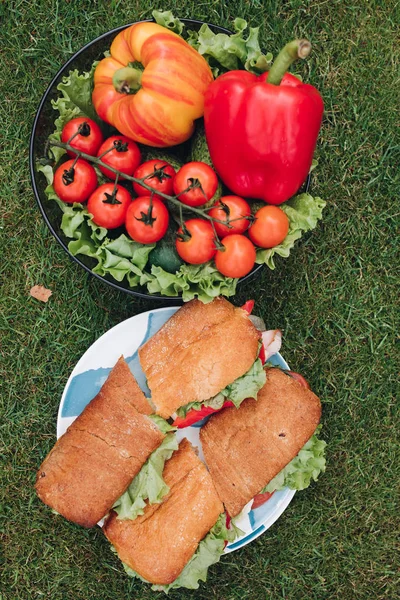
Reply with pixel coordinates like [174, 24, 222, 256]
[29, 19, 310, 301]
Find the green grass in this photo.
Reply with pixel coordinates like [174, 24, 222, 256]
[1, 0, 399, 598]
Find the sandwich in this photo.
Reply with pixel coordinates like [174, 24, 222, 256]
[200, 367, 326, 517]
[103, 438, 236, 591]
[138, 297, 266, 423]
[35, 356, 173, 528]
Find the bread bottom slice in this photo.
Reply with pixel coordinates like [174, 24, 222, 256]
[103, 438, 224, 585]
[35, 357, 164, 527]
[200, 368, 322, 517]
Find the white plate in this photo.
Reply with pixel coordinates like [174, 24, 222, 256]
[57, 307, 296, 552]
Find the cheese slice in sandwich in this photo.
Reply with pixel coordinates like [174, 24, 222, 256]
[103, 438, 232, 590]
[200, 367, 323, 517]
[35, 357, 165, 528]
[138, 297, 262, 419]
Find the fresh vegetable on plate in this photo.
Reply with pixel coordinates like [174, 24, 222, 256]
[92, 22, 214, 147]
[204, 39, 324, 204]
[61, 117, 104, 157]
[87, 183, 132, 229]
[96, 135, 142, 180]
[35, 11, 326, 302]
[53, 158, 98, 204]
[125, 195, 169, 243]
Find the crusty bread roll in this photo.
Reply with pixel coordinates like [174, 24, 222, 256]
[103, 438, 224, 585]
[35, 357, 164, 528]
[200, 368, 322, 517]
[138, 297, 260, 419]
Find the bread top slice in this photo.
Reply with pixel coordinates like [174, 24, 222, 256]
[35, 357, 164, 527]
[103, 438, 224, 585]
[138, 297, 260, 419]
[200, 368, 322, 517]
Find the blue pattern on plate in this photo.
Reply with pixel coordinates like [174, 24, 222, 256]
[61, 308, 176, 418]
[227, 524, 266, 551]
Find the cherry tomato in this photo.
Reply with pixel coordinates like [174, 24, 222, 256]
[248, 205, 289, 248]
[97, 135, 141, 180]
[61, 117, 104, 157]
[133, 160, 176, 198]
[125, 196, 169, 244]
[175, 219, 216, 264]
[53, 158, 98, 204]
[173, 162, 218, 207]
[252, 491, 274, 509]
[287, 371, 311, 389]
[208, 195, 252, 238]
[87, 183, 131, 229]
[215, 234, 256, 278]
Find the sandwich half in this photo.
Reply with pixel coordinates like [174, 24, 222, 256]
[200, 367, 325, 517]
[103, 438, 235, 591]
[35, 357, 165, 527]
[138, 297, 264, 420]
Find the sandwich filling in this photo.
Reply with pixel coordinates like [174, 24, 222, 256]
[113, 415, 178, 521]
[175, 346, 266, 418]
[260, 425, 326, 494]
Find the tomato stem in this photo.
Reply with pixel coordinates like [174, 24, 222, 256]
[48, 140, 229, 226]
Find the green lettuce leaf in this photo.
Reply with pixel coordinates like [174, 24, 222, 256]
[256, 193, 326, 270]
[144, 263, 237, 303]
[121, 513, 236, 592]
[176, 356, 266, 418]
[220, 357, 266, 408]
[152, 9, 184, 34]
[262, 426, 326, 493]
[148, 413, 176, 434]
[113, 432, 178, 521]
[152, 10, 272, 76]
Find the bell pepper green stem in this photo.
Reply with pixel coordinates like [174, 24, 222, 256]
[267, 39, 311, 86]
[113, 67, 142, 94]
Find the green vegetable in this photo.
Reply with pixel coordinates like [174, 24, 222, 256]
[176, 355, 266, 417]
[152, 11, 273, 76]
[152, 9, 184, 35]
[261, 425, 326, 493]
[256, 193, 326, 270]
[148, 225, 184, 273]
[121, 513, 236, 592]
[37, 61, 325, 301]
[144, 262, 237, 303]
[113, 432, 178, 521]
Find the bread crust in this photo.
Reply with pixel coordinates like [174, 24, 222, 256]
[103, 438, 224, 585]
[139, 298, 260, 418]
[200, 368, 322, 517]
[35, 357, 164, 527]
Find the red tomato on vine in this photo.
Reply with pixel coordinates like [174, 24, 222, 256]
[53, 158, 98, 204]
[97, 135, 141, 180]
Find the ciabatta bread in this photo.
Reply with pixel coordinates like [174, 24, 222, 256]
[200, 368, 322, 517]
[139, 298, 260, 418]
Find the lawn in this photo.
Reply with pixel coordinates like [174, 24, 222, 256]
[0, 0, 398, 599]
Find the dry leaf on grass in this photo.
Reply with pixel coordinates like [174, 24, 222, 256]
[30, 285, 52, 303]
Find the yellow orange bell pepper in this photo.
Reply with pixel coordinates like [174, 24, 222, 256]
[92, 23, 214, 147]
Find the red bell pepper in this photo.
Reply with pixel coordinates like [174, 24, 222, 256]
[204, 40, 324, 205]
[241, 299, 255, 314]
[173, 400, 235, 428]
